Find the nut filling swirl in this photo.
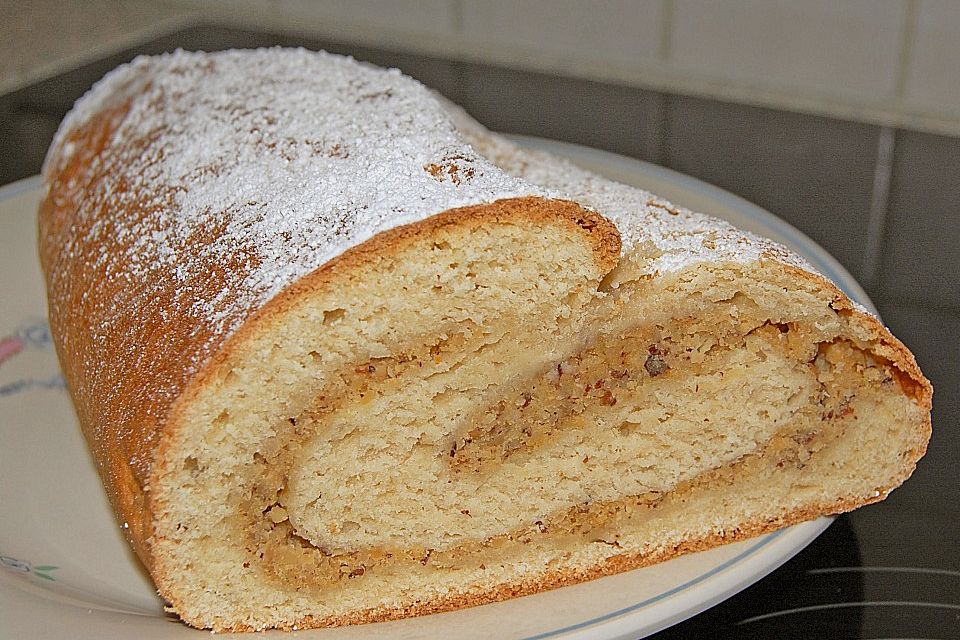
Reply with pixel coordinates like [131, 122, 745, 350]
[209, 301, 907, 593]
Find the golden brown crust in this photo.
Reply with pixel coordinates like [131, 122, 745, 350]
[39, 92, 156, 563]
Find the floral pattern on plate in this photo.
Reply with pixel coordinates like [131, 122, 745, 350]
[0, 554, 59, 581]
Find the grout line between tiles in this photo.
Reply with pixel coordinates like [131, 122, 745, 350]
[861, 126, 896, 291]
[659, 0, 674, 61]
[428, 2, 465, 107]
[651, 91, 669, 167]
[450, 0, 464, 35]
[874, 297, 960, 316]
[658, 93, 673, 169]
[895, 0, 920, 99]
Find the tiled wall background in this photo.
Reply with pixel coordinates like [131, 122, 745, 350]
[6, 1, 960, 136]
[178, 0, 960, 136]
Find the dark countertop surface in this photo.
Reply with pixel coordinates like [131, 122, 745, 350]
[3, 25, 957, 639]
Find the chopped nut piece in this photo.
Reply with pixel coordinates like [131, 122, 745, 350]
[644, 354, 669, 376]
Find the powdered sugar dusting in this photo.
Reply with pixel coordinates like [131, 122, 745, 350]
[46, 49, 545, 345]
[443, 98, 818, 279]
[449, 108, 888, 321]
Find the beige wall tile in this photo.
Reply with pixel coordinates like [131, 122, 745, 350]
[182, 0, 457, 36]
[460, 0, 663, 66]
[670, 0, 906, 101]
[284, 0, 456, 34]
[904, 0, 960, 115]
[2, 0, 184, 91]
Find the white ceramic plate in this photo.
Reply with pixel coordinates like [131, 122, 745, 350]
[0, 138, 873, 639]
